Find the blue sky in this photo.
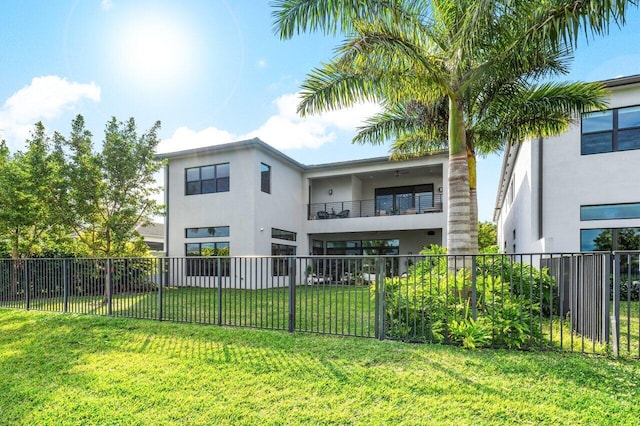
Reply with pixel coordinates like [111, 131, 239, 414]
[1, 1, 639, 222]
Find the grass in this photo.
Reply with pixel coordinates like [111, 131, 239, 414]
[1, 285, 638, 356]
[1, 309, 639, 425]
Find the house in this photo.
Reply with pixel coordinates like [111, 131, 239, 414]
[156, 138, 448, 285]
[136, 222, 164, 254]
[494, 74, 640, 253]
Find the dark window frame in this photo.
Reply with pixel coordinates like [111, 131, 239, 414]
[185, 241, 230, 276]
[581, 105, 640, 155]
[185, 163, 230, 195]
[261, 163, 271, 194]
[185, 226, 230, 238]
[271, 228, 296, 241]
[271, 243, 296, 276]
[580, 202, 640, 221]
[374, 184, 434, 214]
[326, 239, 400, 256]
[580, 227, 640, 252]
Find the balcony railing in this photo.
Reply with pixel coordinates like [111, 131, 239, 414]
[308, 194, 443, 220]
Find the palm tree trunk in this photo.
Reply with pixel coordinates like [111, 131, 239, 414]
[467, 145, 479, 253]
[446, 98, 471, 256]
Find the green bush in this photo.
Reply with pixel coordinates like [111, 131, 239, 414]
[379, 247, 554, 349]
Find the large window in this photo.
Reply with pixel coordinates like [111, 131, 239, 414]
[186, 226, 230, 238]
[185, 163, 230, 195]
[326, 239, 400, 256]
[272, 243, 296, 276]
[261, 163, 271, 193]
[375, 185, 434, 215]
[581, 203, 640, 221]
[185, 242, 230, 276]
[580, 228, 640, 251]
[582, 106, 640, 155]
[312, 239, 324, 255]
[272, 228, 296, 241]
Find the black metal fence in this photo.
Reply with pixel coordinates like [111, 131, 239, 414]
[0, 253, 637, 358]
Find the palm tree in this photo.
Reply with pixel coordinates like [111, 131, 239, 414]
[273, 0, 636, 255]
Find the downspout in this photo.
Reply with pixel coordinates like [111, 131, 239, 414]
[537, 137, 543, 240]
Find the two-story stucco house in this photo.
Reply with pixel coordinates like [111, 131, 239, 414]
[494, 74, 640, 253]
[157, 138, 448, 270]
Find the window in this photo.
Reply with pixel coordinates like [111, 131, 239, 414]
[580, 227, 640, 251]
[507, 176, 515, 206]
[312, 240, 324, 255]
[185, 242, 230, 276]
[582, 106, 640, 155]
[326, 239, 400, 256]
[261, 163, 271, 193]
[185, 163, 230, 195]
[272, 243, 296, 276]
[272, 228, 296, 241]
[185, 226, 230, 238]
[580, 203, 640, 221]
[375, 185, 434, 215]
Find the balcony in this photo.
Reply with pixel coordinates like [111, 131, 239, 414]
[308, 194, 443, 220]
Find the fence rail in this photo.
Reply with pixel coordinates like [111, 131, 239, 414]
[0, 253, 638, 358]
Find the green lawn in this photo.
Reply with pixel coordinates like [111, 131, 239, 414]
[2, 285, 638, 356]
[0, 309, 639, 425]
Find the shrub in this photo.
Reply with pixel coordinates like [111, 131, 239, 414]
[379, 248, 554, 349]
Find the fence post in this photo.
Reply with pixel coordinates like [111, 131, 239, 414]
[24, 260, 30, 311]
[611, 253, 620, 358]
[106, 258, 113, 316]
[471, 255, 477, 321]
[217, 257, 222, 326]
[288, 257, 296, 333]
[375, 257, 385, 341]
[62, 258, 69, 313]
[157, 258, 163, 321]
[602, 253, 611, 345]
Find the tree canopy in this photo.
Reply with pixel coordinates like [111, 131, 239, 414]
[273, 0, 638, 255]
[0, 115, 163, 258]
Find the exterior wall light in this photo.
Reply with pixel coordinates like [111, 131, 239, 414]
[328, 189, 333, 195]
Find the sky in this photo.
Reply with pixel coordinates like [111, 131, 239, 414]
[1, 1, 639, 222]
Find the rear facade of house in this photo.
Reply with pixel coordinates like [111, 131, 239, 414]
[157, 138, 448, 284]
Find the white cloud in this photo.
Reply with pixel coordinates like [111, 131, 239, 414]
[0, 76, 101, 146]
[101, 0, 114, 11]
[258, 59, 267, 68]
[157, 126, 236, 154]
[159, 92, 381, 154]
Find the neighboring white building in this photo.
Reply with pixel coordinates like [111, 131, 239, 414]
[494, 74, 640, 253]
[157, 138, 448, 264]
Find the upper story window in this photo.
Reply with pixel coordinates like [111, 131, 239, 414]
[185, 163, 230, 195]
[375, 184, 433, 215]
[261, 163, 271, 193]
[272, 228, 296, 241]
[580, 203, 640, 221]
[582, 106, 640, 155]
[186, 226, 230, 238]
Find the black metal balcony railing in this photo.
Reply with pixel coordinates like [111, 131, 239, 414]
[308, 194, 443, 220]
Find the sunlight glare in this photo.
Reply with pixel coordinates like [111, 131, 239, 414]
[115, 14, 196, 90]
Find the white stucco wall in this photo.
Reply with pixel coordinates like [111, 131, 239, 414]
[163, 141, 449, 260]
[497, 81, 640, 253]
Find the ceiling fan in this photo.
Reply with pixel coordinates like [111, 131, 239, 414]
[389, 169, 410, 177]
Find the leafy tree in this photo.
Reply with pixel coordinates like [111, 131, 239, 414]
[53, 115, 163, 257]
[273, 0, 636, 255]
[478, 221, 498, 253]
[0, 124, 67, 259]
